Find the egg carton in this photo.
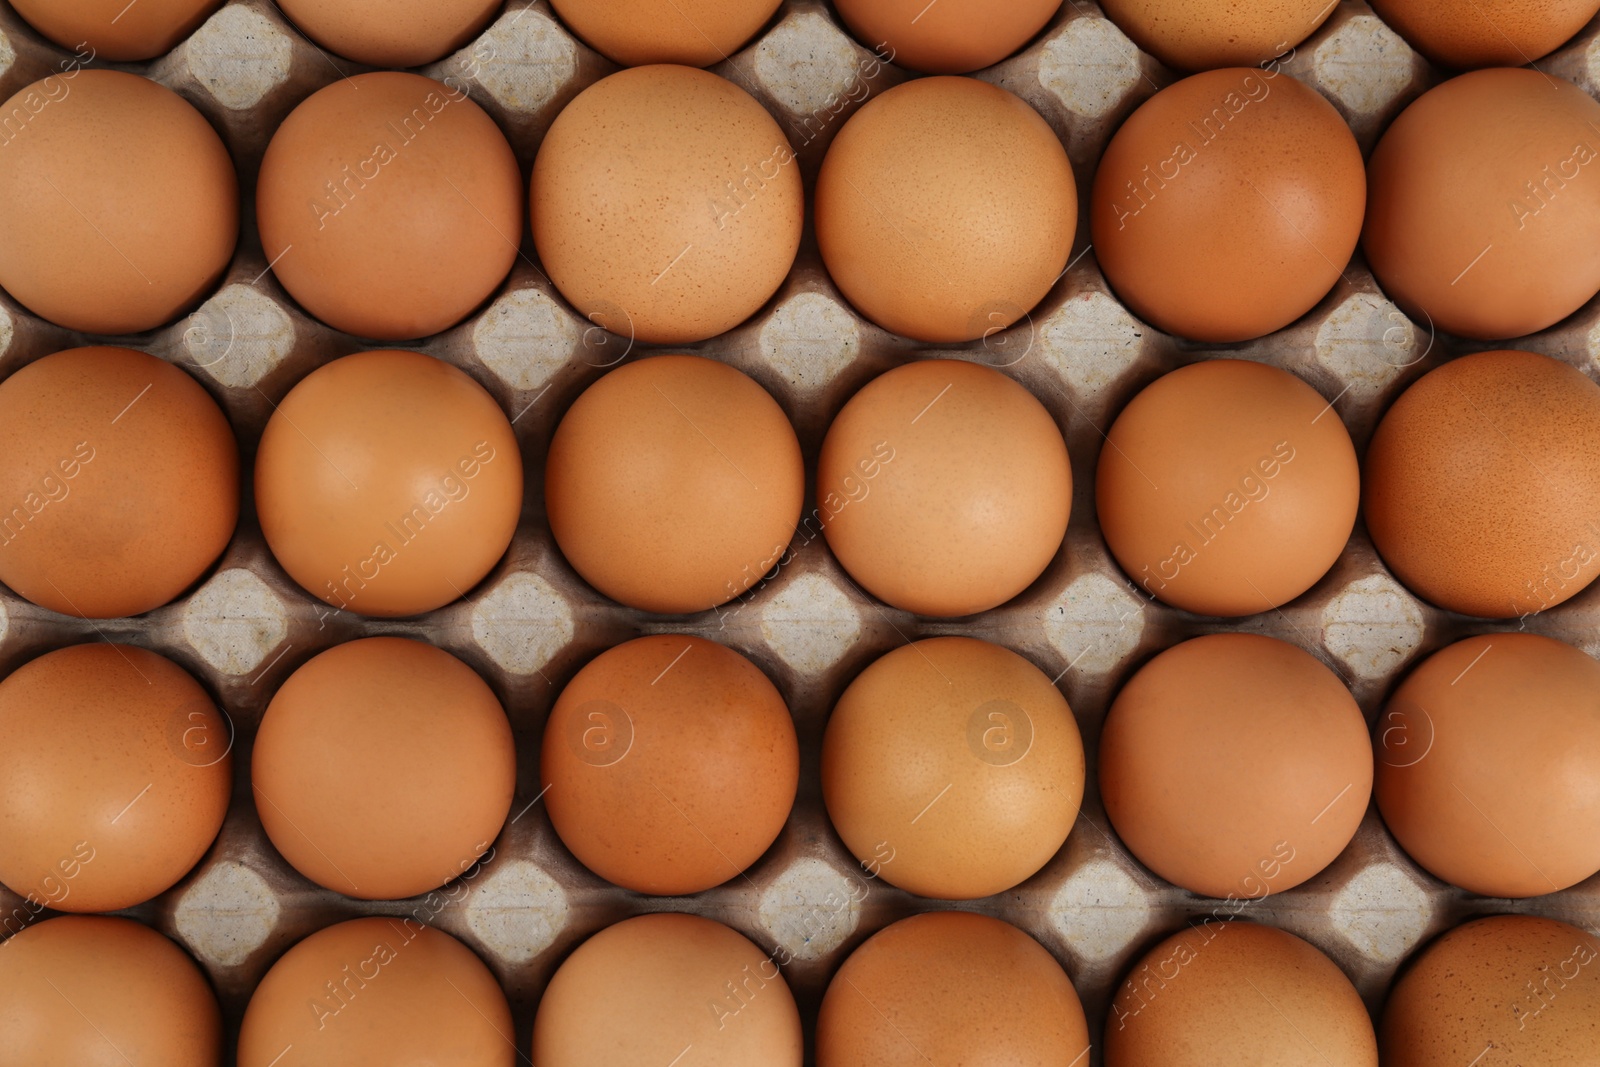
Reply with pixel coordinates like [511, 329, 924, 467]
[2, 0, 1600, 1062]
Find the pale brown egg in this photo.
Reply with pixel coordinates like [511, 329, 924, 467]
[832, 0, 1061, 73]
[255, 350, 522, 618]
[1097, 359, 1359, 616]
[1092, 67, 1364, 343]
[1100, 633, 1370, 899]
[546, 355, 803, 614]
[276, 0, 501, 67]
[549, 0, 782, 66]
[0, 347, 239, 619]
[257, 71, 521, 341]
[1364, 350, 1600, 618]
[541, 635, 798, 895]
[1382, 915, 1600, 1065]
[1107, 922, 1376, 1066]
[817, 359, 1071, 617]
[238, 917, 514, 1067]
[1364, 69, 1600, 340]
[1367, 0, 1600, 68]
[531, 65, 802, 345]
[821, 637, 1083, 899]
[0, 916, 221, 1066]
[253, 637, 514, 900]
[1375, 633, 1600, 897]
[11, 0, 220, 60]
[815, 76, 1076, 342]
[534, 913, 802, 1067]
[1099, 0, 1338, 70]
[0, 70, 237, 335]
[0, 644, 231, 913]
[817, 912, 1089, 1067]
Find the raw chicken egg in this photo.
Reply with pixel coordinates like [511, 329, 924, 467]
[1099, 0, 1338, 70]
[832, 0, 1061, 73]
[1367, 0, 1600, 68]
[276, 0, 502, 67]
[549, 0, 782, 66]
[10, 0, 220, 60]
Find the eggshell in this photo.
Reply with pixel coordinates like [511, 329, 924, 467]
[545, 355, 804, 614]
[1099, 633, 1371, 898]
[1375, 633, 1600, 897]
[257, 72, 521, 341]
[814, 76, 1076, 343]
[816, 912, 1089, 1067]
[252, 637, 515, 900]
[0, 346, 240, 619]
[549, 0, 783, 66]
[534, 913, 802, 1067]
[1097, 358, 1359, 616]
[1092, 67, 1364, 343]
[0, 916, 221, 1066]
[1367, 0, 1600, 68]
[821, 636, 1084, 899]
[1381, 915, 1600, 1065]
[1363, 69, 1600, 340]
[0, 644, 232, 913]
[817, 358, 1071, 617]
[254, 349, 523, 618]
[831, 0, 1061, 73]
[0, 69, 238, 335]
[276, 0, 501, 67]
[1363, 350, 1600, 618]
[10, 0, 220, 60]
[531, 65, 802, 345]
[1106, 922, 1376, 1066]
[238, 917, 514, 1067]
[1098, 0, 1338, 70]
[541, 635, 798, 895]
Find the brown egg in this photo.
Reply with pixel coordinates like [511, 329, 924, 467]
[0, 347, 239, 618]
[253, 637, 514, 900]
[1375, 633, 1600, 897]
[1364, 350, 1600, 618]
[817, 912, 1089, 1067]
[276, 0, 501, 67]
[1100, 633, 1370, 898]
[817, 359, 1071, 617]
[0, 916, 220, 1066]
[541, 635, 798, 895]
[257, 72, 521, 341]
[1382, 915, 1600, 1065]
[0, 644, 231, 913]
[1091, 67, 1365, 343]
[1097, 359, 1360, 616]
[1364, 69, 1600, 340]
[534, 913, 802, 1067]
[10, 0, 220, 60]
[815, 76, 1076, 343]
[0, 70, 237, 335]
[1107, 922, 1376, 1066]
[1099, 0, 1338, 70]
[1367, 0, 1600, 68]
[821, 637, 1084, 899]
[549, 0, 782, 66]
[531, 65, 802, 345]
[238, 917, 514, 1067]
[832, 0, 1061, 73]
[545, 355, 803, 614]
[255, 350, 522, 618]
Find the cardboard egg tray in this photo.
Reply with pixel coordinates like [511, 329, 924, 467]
[2, 0, 1600, 1061]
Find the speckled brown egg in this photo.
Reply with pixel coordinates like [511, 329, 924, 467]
[257, 71, 521, 341]
[817, 358, 1071, 617]
[1107, 922, 1376, 1066]
[1100, 633, 1371, 899]
[541, 635, 799, 895]
[239, 918, 515, 1067]
[832, 0, 1061, 73]
[822, 637, 1084, 900]
[815, 76, 1075, 343]
[532, 65, 802, 345]
[817, 912, 1089, 1067]
[276, 0, 501, 66]
[1098, 358, 1359, 616]
[10, 0, 220, 60]
[1364, 69, 1600, 340]
[0, 916, 221, 1067]
[1099, 0, 1338, 70]
[1368, 0, 1600, 68]
[1375, 633, 1600, 898]
[0, 644, 232, 914]
[0, 346, 239, 619]
[545, 355, 803, 614]
[549, 0, 782, 65]
[535, 913, 802, 1067]
[1092, 67, 1364, 343]
[0, 70, 237, 335]
[1382, 915, 1600, 1065]
[1364, 350, 1600, 618]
